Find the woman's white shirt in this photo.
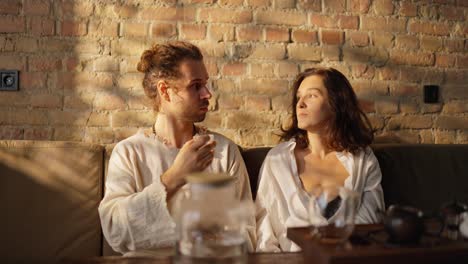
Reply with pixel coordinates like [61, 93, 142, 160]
[255, 139, 385, 252]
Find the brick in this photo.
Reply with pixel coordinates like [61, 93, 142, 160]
[434, 130, 457, 144]
[38, 38, 73, 53]
[265, 28, 289, 42]
[197, 42, 226, 57]
[0, 93, 29, 107]
[225, 111, 278, 129]
[61, 21, 87, 36]
[409, 21, 450, 36]
[204, 58, 218, 76]
[31, 94, 62, 108]
[60, 1, 94, 18]
[444, 39, 464, 52]
[375, 98, 398, 114]
[256, 10, 306, 26]
[182, 0, 214, 3]
[11, 110, 48, 125]
[387, 116, 432, 130]
[113, 4, 139, 19]
[420, 36, 443, 52]
[292, 30, 318, 44]
[435, 54, 456, 68]
[439, 6, 465, 21]
[241, 79, 288, 95]
[87, 112, 111, 127]
[200, 112, 222, 129]
[114, 128, 140, 141]
[0, 16, 25, 33]
[458, 131, 468, 144]
[219, 0, 245, 6]
[180, 24, 206, 40]
[140, 7, 196, 22]
[92, 57, 119, 72]
[272, 94, 291, 111]
[0, 36, 15, 51]
[120, 57, 141, 74]
[390, 51, 434, 66]
[75, 40, 104, 54]
[321, 30, 344, 45]
[122, 22, 148, 38]
[0, 126, 23, 140]
[239, 128, 280, 147]
[378, 131, 420, 144]
[368, 115, 384, 129]
[249, 44, 285, 59]
[288, 44, 321, 61]
[435, 116, 468, 130]
[390, 83, 419, 96]
[237, 26, 262, 41]
[208, 24, 234, 41]
[395, 35, 419, 50]
[19, 72, 46, 91]
[399, 1, 417, 16]
[322, 46, 340, 61]
[152, 23, 176, 38]
[247, 0, 271, 8]
[251, 63, 275, 77]
[24, 0, 50, 16]
[348, 32, 369, 47]
[200, 8, 252, 23]
[343, 47, 371, 64]
[0, 0, 22, 15]
[421, 103, 443, 114]
[362, 17, 406, 33]
[444, 70, 467, 85]
[215, 79, 236, 93]
[349, 0, 371, 13]
[277, 62, 298, 77]
[274, 0, 295, 8]
[14, 37, 38, 53]
[245, 96, 271, 111]
[297, 0, 321, 11]
[84, 127, 114, 144]
[338, 15, 359, 29]
[372, 0, 394, 15]
[64, 94, 94, 110]
[443, 101, 468, 114]
[111, 39, 146, 56]
[456, 55, 468, 68]
[30, 17, 55, 36]
[88, 20, 118, 37]
[54, 127, 85, 141]
[358, 99, 375, 113]
[377, 67, 399, 80]
[222, 62, 246, 76]
[310, 14, 338, 28]
[324, 0, 346, 13]
[29, 57, 62, 71]
[419, 5, 438, 20]
[351, 64, 375, 79]
[399, 99, 419, 114]
[49, 110, 91, 126]
[423, 69, 444, 84]
[371, 32, 394, 48]
[112, 111, 155, 127]
[218, 95, 243, 110]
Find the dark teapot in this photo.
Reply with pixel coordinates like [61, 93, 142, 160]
[381, 205, 425, 244]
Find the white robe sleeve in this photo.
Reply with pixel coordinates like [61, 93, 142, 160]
[98, 145, 176, 254]
[255, 158, 281, 252]
[227, 143, 257, 252]
[355, 148, 385, 224]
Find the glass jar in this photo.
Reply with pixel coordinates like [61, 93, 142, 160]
[173, 173, 251, 264]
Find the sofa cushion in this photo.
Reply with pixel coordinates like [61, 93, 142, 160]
[372, 144, 468, 214]
[0, 140, 104, 263]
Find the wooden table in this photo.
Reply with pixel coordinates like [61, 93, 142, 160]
[287, 224, 468, 264]
[63, 253, 305, 264]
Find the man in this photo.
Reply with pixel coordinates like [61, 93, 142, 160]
[98, 41, 255, 256]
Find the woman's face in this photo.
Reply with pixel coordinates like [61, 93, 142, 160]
[295, 75, 332, 132]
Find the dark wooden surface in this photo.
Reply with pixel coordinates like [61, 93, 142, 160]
[287, 224, 468, 264]
[63, 253, 305, 264]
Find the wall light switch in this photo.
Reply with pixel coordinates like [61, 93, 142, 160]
[423, 85, 438, 103]
[0, 70, 19, 91]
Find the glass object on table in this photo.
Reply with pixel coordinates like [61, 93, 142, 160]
[291, 186, 359, 246]
[173, 172, 252, 264]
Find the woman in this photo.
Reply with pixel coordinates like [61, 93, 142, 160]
[255, 67, 385, 252]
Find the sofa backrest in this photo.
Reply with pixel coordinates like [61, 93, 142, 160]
[0, 140, 104, 263]
[241, 144, 468, 213]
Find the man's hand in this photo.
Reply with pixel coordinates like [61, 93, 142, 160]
[161, 135, 216, 195]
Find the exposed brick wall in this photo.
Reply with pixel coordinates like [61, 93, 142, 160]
[0, 0, 466, 146]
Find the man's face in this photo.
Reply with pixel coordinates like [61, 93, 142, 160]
[164, 59, 212, 123]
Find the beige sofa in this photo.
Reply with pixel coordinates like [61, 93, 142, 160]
[1, 140, 468, 263]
